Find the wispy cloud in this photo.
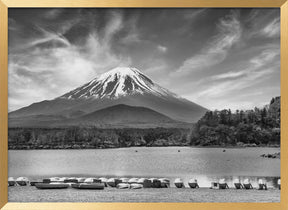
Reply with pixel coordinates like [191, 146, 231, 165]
[244, 10, 280, 39]
[8, 10, 131, 111]
[183, 9, 207, 20]
[211, 48, 279, 81]
[260, 17, 280, 38]
[43, 9, 64, 19]
[194, 48, 280, 99]
[175, 10, 242, 74]
[157, 45, 167, 53]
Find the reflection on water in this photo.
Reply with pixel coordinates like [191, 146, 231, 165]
[8, 147, 280, 188]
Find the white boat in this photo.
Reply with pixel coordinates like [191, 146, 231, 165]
[8, 177, 16, 186]
[137, 178, 147, 184]
[243, 179, 253, 189]
[16, 177, 29, 186]
[159, 178, 170, 188]
[128, 178, 139, 184]
[233, 178, 243, 189]
[119, 178, 129, 183]
[117, 183, 130, 189]
[218, 178, 229, 189]
[130, 183, 143, 189]
[188, 179, 199, 188]
[174, 178, 184, 188]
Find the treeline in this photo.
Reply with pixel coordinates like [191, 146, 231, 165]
[190, 97, 280, 146]
[8, 97, 280, 149]
[8, 127, 190, 150]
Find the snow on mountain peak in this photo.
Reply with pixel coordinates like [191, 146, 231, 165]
[98, 67, 142, 80]
[60, 67, 178, 100]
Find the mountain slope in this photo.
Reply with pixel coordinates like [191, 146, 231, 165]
[59, 104, 181, 127]
[9, 67, 208, 127]
[9, 104, 191, 128]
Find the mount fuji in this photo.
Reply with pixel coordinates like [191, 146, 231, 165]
[9, 67, 208, 128]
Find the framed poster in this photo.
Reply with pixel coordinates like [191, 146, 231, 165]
[0, 0, 287, 210]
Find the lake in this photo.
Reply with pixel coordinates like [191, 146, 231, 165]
[8, 147, 280, 187]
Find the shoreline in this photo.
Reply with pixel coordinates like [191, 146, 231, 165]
[8, 186, 280, 202]
[8, 145, 280, 150]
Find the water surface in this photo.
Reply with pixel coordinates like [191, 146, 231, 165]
[8, 147, 280, 187]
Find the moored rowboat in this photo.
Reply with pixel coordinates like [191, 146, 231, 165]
[16, 177, 29, 186]
[117, 183, 130, 189]
[151, 179, 161, 188]
[8, 177, 16, 187]
[174, 178, 184, 188]
[128, 178, 138, 184]
[130, 183, 143, 189]
[35, 183, 70, 189]
[107, 178, 121, 187]
[188, 179, 199, 188]
[159, 178, 170, 188]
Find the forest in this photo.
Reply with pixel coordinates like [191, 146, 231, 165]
[8, 97, 280, 149]
[8, 127, 190, 150]
[190, 97, 280, 146]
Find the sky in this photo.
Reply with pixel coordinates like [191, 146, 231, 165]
[8, 8, 280, 112]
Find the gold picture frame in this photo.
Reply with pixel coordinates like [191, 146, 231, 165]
[0, 0, 287, 209]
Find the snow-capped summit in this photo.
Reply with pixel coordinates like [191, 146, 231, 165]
[60, 67, 177, 99]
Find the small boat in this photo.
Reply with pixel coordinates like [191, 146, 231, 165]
[174, 178, 184, 188]
[92, 178, 101, 183]
[117, 183, 130, 189]
[76, 178, 86, 183]
[233, 179, 243, 189]
[159, 178, 170, 188]
[130, 183, 143, 189]
[258, 179, 267, 190]
[278, 179, 281, 190]
[42, 178, 51, 183]
[188, 179, 199, 189]
[137, 178, 146, 184]
[128, 178, 139, 184]
[16, 177, 29, 186]
[218, 179, 229, 189]
[148, 178, 156, 183]
[143, 179, 152, 188]
[152, 179, 161, 188]
[107, 178, 121, 187]
[119, 178, 129, 183]
[99, 177, 108, 183]
[99, 177, 108, 187]
[71, 183, 105, 190]
[8, 177, 16, 187]
[64, 178, 78, 183]
[84, 178, 95, 183]
[56, 177, 66, 182]
[35, 183, 70, 189]
[243, 179, 253, 189]
[210, 182, 219, 189]
[49, 177, 61, 182]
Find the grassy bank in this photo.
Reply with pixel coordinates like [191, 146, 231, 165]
[8, 186, 280, 203]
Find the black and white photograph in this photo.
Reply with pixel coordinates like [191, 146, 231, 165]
[7, 8, 280, 202]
